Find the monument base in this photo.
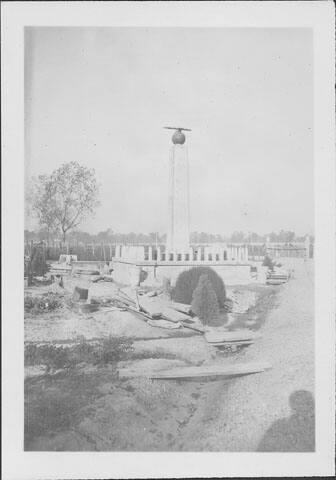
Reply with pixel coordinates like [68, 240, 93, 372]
[112, 258, 266, 287]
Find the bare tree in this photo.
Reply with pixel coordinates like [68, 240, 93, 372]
[31, 162, 100, 242]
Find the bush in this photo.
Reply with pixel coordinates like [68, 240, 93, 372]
[90, 336, 133, 366]
[24, 294, 63, 314]
[24, 344, 75, 371]
[24, 336, 134, 371]
[191, 274, 220, 325]
[262, 255, 275, 270]
[30, 245, 48, 276]
[172, 266, 226, 306]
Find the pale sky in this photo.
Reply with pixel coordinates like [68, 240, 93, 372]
[25, 27, 313, 236]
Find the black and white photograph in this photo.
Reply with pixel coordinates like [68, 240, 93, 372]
[2, 1, 335, 478]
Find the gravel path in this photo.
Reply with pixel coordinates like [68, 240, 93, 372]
[180, 260, 315, 451]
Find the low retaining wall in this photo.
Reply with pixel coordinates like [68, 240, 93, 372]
[112, 260, 261, 287]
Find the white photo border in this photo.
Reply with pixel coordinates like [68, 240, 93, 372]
[2, 1, 335, 478]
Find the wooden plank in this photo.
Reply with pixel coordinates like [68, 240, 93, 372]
[160, 307, 191, 323]
[170, 301, 191, 315]
[266, 279, 287, 285]
[119, 362, 272, 379]
[138, 297, 162, 318]
[114, 294, 135, 307]
[205, 329, 259, 344]
[119, 287, 138, 303]
[134, 290, 141, 311]
[212, 340, 254, 347]
[124, 304, 152, 322]
[180, 321, 205, 334]
[147, 319, 182, 330]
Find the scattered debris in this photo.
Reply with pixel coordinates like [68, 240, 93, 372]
[72, 303, 100, 314]
[72, 266, 101, 276]
[138, 297, 162, 318]
[47, 282, 66, 295]
[223, 298, 234, 312]
[160, 307, 191, 323]
[92, 275, 114, 283]
[227, 289, 257, 314]
[48, 254, 77, 276]
[266, 267, 289, 285]
[144, 290, 161, 298]
[72, 286, 89, 302]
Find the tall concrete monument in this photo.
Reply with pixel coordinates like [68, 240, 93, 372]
[164, 127, 191, 253]
[112, 126, 252, 287]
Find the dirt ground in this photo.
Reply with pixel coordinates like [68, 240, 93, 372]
[177, 260, 315, 451]
[24, 262, 314, 451]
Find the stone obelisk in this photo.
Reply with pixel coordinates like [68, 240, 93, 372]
[165, 127, 191, 253]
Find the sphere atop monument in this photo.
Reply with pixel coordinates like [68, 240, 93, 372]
[164, 126, 192, 145]
[172, 130, 186, 144]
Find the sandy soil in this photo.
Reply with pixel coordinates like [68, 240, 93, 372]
[24, 263, 314, 451]
[25, 309, 194, 343]
[177, 260, 314, 451]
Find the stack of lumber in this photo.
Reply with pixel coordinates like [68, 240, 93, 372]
[113, 288, 204, 332]
[48, 254, 77, 277]
[266, 268, 289, 285]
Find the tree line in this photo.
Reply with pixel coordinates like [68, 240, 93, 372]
[25, 161, 313, 245]
[24, 228, 313, 245]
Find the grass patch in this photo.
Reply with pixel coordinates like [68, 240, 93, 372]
[25, 336, 134, 373]
[24, 370, 110, 448]
[24, 293, 64, 314]
[129, 349, 179, 361]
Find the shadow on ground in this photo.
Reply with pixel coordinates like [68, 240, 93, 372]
[257, 390, 315, 452]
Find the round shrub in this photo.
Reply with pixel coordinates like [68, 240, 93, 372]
[172, 266, 226, 307]
[191, 274, 220, 325]
[262, 255, 275, 271]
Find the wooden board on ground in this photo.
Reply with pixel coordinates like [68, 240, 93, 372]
[169, 301, 191, 315]
[212, 339, 254, 347]
[180, 321, 205, 334]
[114, 294, 135, 307]
[147, 319, 182, 330]
[266, 279, 287, 285]
[124, 304, 152, 321]
[161, 306, 191, 323]
[119, 287, 138, 303]
[205, 329, 260, 344]
[138, 297, 162, 318]
[119, 362, 272, 380]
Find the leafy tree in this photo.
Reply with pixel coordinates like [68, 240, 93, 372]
[230, 231, 246, 242]
[191, 274, 219, 325]
[268, 230, 295, 243]
[246, 232, 266, 243]
[29, 175, 60, 243]
[31, 162, 100, 242]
